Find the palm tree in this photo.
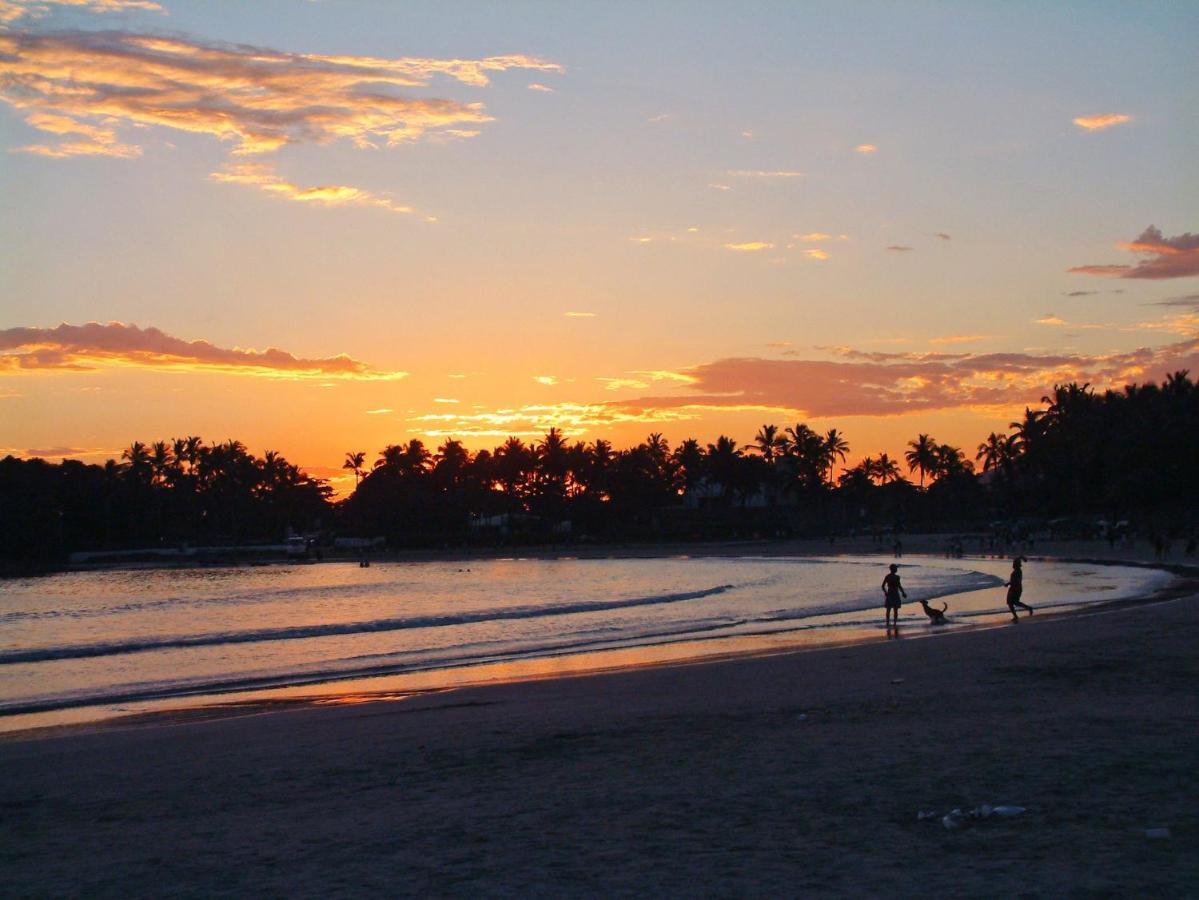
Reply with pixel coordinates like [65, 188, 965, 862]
[783, 422, 825, 490]
[343, 450, 366, 487]
[705, 435, 743, 501]
[975, 432, 1013, 474]
[149, 441, 173, 487]
[672, 438, 704, 496]
[822, 429, 850, 485]
[874, 452, 901, 485]
[934, 443, 972, 479]
[905, 433, 937, 488]
[121, 441, 152, 483]
[751, 424, 785, 464]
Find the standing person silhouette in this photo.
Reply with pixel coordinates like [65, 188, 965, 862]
[881, 563, 907, 628]
[1005, 557, 1034, 621]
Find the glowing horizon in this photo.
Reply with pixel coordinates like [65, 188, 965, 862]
[1, 2, 1196, 496]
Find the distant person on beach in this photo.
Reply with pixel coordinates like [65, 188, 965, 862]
[1004, 557, 1034, 622]
[881, 563, 907, 627]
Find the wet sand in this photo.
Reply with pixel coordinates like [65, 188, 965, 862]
[1, 557, 1197, 896]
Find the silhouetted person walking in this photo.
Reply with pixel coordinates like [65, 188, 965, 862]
[1005, 557, 1033, 621]
[881, 563, 907, 628]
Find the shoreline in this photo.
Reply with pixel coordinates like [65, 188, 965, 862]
[1, 564, 1196, 894]
[3, 552, 1192, 741]
[28, 529, 1199, 577]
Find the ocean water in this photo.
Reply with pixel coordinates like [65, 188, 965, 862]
[0, 555, 1173, 727]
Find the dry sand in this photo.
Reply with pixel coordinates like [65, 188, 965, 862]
[2, 555, 1197, 897]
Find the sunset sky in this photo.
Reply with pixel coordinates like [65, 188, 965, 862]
[2, 1, 1196, 493]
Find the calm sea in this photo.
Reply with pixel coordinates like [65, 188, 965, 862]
[0, 555, 1171, 729]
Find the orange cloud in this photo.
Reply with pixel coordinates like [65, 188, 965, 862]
[13, 111, 141, 158]
[805, 248, 829, 260]
[0, 322, 408, 380]
[1069, 225, 1199, 280]
[606, 340, 1199, 419]
[725, 241, 774, 252]
[209, 163, 426, 217]
[527, 82, 554, 92]
[1073, 113, 1131, 132]
[408, 401, 701, 439]
[855, 144, 877, 153]
[0, 30, 560, 159]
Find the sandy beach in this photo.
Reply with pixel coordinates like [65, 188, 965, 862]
[2, 549, 1197, 897]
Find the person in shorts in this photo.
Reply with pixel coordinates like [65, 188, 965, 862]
[881, 563, 907, 627]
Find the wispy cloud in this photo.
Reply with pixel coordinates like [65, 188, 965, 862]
[725, 241, 774, 252]
[854, 144, 878, 154]
[534, 375, 557, 386]
[13, 112, 141, 158]
[0, 322, 408, 380]
[408, 402, 699, 438]
[0, 0, 161, 24]
[929, 334, 991, 345]
[1069, 225, 1199, 280]
[209, 162, 428, 217]
[1147, 294, 1199, 309]
[598, 376, 649, 391]
[527, 82, 554, 92]
[1073, 113, 1131, 132]
[933, 232, 951, 241]
[886, 245, 914, 253]
[564, 311, 596, 318]
[727, 169, 803, 178]
[0, 29, 560, 159]
[6, 445, 119, 460]
[365, 408, 393, 415]
[805, 249, 829, 260]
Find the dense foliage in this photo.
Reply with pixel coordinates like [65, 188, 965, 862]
[0, 438, 330, 563]
[1, 373, 1195, 563]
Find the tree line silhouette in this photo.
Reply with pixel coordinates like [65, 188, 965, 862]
[1, 373, 1195, 565]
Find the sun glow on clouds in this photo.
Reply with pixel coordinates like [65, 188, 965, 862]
[594, 340, 1199, 421]
[725, 241, 774, 252]
[0, 29, 560, 159]
[14, 112, 141, 159]
[0, 322, 408, 380]
[1069, 226, 1199, 280]
[1073, 113, 1131, 131]
[805, 249, 829, 260]
[564, 311, 596, 318]
[408, 402, 706, 439]
[209, 163, 427, 217]
[855, 144, 878, 153]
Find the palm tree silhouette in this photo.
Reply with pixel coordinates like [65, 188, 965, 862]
[905, 433, 937, 488]
[343, 450, 366, 487]
[874, 452, 901, 485]
[823, 429, 850, 486]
